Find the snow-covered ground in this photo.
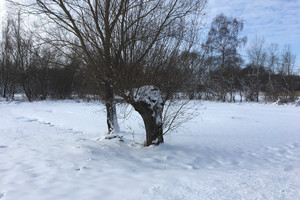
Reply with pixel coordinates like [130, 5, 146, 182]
[0, 100, 300, 200]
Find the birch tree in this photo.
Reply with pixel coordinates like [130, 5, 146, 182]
[204, 14, 246, 101]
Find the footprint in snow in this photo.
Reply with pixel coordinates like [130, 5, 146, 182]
[75, 166, 87, 172]
[0, 146, 7, 148]
[0, 193, 4, 199]
[26, 119, 38, 122]
[284, 165, 293, 172]
[43, 122, 55, 127]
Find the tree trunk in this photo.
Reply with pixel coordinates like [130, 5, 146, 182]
[132, 101, 164, 146]
[105, 83, 119, 134]
[239, 91, 243, 102]
[112, 102, 120, 132]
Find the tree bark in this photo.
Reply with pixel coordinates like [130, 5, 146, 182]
[105, 83, 119, 134]
[132, 101, 164, 146]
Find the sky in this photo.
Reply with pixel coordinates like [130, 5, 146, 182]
[205, 0, 300, 68]
[0, 0, 299, 68]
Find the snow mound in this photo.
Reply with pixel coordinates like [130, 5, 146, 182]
[133, 85, 163, 108]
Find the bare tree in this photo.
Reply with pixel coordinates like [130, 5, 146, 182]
[203, 13, 246, 102]
[244, 36, 267, 102]
[7, 0, 128, 133]
[280, 45, 296, 76]
[247, 37, 267, 67]
[278, 45, 297, 101]
[264, 43, 280, 101]
[8, 11, 38, 101]
[1, 11, 37, 101]
[110, 0, 206, 145]
[1, 11, 59, 101]
[0, 16, 16, 100]
[8, 0, 207, 145]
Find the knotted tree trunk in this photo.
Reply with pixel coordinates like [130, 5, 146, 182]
[130, 86, 164, 146]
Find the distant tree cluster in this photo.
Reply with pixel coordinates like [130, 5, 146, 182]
[187, 14, 300, 103]
[0, 12, 90, 101]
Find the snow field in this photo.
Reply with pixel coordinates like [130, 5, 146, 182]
[0, 100, 300, 199]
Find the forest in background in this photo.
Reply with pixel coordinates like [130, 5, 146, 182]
[1, 11, 298, 103]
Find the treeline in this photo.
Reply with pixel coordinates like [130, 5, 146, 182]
[185, 14, 299, 103]
[187, 38, 300, 103]
[0, 13, 299, 103]
[0, 14, 94, 101]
